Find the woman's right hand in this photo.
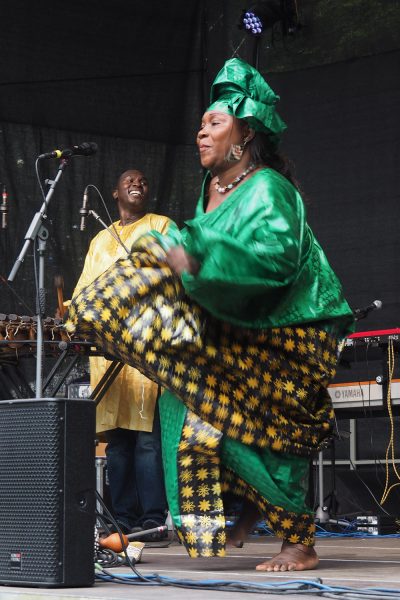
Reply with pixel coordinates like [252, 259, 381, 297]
[166, 245, 200, 276]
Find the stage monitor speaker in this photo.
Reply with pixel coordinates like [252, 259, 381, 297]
[0, 398, 95, 587]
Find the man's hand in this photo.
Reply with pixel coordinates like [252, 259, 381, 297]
[166, 245, 200, 276]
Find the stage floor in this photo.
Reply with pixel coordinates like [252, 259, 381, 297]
[0, 536, 399, 600]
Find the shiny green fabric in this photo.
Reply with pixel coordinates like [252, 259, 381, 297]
[159, 390, 186, 528]
[160, 388, 311, 528]
[220, 437, 311, 514]
[152, 168, 354, 335]
[207, 58, 286, 142]
[159, 389, 313, 555]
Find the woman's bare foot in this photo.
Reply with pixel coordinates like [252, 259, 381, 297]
[227, 499, 261, 548]
[255, 541, 319, 572]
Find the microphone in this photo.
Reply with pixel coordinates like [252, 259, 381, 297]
[0, 184, 8, 230]
[354, 299, 383, 321]
[38, 142, 98, 160]
[80, 187, 89, 231]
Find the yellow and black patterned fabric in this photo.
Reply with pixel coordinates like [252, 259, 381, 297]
[167, 403, 315, 557]
[175, 409, 226, 557]
[65, 234, 339, 458]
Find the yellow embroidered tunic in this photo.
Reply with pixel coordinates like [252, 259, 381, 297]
[72, 213, 171, 433]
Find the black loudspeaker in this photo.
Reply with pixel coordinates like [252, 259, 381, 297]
[0, 398, 95, 587]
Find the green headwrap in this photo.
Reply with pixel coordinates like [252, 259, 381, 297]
[207, 58, 287, 144]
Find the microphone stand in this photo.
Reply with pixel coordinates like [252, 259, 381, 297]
[314, 447, 349, 528]
[8, 158, 71, 399]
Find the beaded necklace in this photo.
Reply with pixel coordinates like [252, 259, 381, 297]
[214, 163, 256, 194]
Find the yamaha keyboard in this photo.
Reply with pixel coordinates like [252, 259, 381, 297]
[329, 328, 400, 412]
[328, 379, 400, 410]
[339, 327, 400, 363]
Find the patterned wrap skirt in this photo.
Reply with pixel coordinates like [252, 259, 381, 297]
[65, 235, 341, 556]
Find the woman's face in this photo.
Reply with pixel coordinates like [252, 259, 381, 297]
[196, 111, 244, 172]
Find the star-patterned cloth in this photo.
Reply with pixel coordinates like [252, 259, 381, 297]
[65, 234, 343, 557]
[65, 235, 339, 457]
[160, 393, 315, 557]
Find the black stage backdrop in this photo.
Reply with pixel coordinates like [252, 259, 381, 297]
[0, 2, 399, 328]
[0, 0, 400, 517]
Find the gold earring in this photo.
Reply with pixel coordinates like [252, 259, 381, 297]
[225, 137, 250, 162]
[225, 143, 245, 162]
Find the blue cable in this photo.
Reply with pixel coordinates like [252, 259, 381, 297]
[254, 522, 400, 539]
[96, 571, 400, 597]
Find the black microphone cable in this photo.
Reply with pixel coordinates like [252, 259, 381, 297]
[95, 490, 153, 583]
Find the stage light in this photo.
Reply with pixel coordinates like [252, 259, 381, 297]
[238, 1, 302, 69]
[242, 11, 264, 35]
[239, 1, 301, 37]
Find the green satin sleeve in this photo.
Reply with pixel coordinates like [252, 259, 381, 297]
[180, 169, 308, 325]
[150, 168, 353, 333]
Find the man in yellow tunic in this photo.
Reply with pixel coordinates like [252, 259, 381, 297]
[72, 168, 172, 536]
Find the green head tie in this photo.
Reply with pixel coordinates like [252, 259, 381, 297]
[207, 58, 287, 145]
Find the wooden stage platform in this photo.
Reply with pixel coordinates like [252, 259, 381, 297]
[0, 536, 399, 600]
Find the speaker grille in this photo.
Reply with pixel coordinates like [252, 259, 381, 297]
[0, 403, 63, 582]
[0, 399, 95, 587]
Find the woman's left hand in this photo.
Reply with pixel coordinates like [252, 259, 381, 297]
[166, 245, 200, 276]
